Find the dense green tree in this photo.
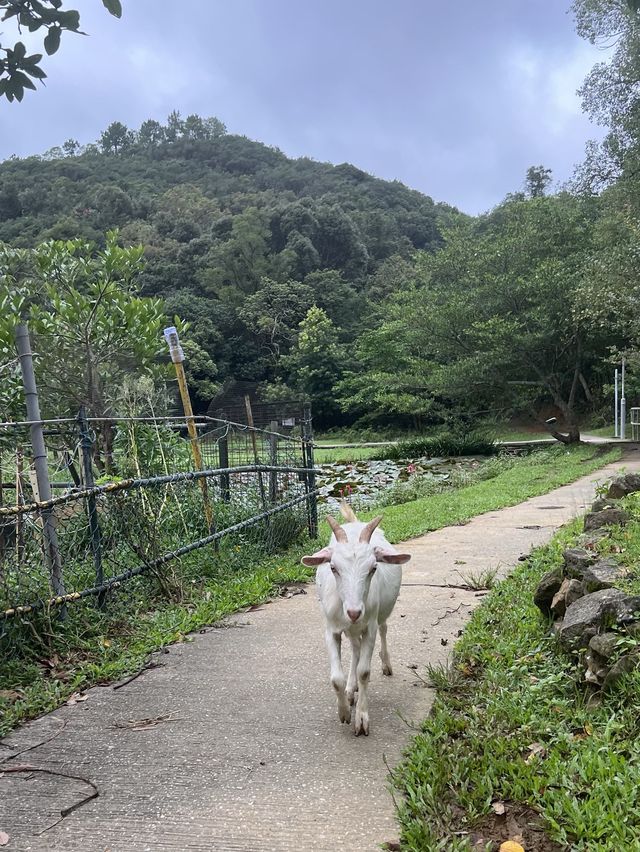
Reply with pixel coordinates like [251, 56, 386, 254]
[0, 232, 166, 464]
[284, 306, 346, 423]
[525, 165, 553, 197]
[342, 195, 629, 439]
[238, 277, 315, 363]
[100, 121, 134, 155]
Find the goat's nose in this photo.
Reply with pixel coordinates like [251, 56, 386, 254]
[347, 608, 362, 623]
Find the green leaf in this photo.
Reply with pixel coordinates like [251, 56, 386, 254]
[57, 10, 81, 30]
[102, 0, 123, 18]
[44, 27, 61, 55]
[13, 42, 27, 60]
[13, 71, 37, 91]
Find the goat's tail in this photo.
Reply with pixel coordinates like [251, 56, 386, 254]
[339, 500, 358, 523]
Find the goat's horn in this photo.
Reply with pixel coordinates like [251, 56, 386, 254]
[359, 516, 383, 543]
[327, 515, 348, 543]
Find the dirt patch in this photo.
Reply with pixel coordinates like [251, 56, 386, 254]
[463, 802, 566, 851]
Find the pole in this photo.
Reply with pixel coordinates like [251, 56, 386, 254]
[621, 359, 626, 441]
[244, 394, 268, 515]
[78, 407, 104, 607]
[268, 420, 278, 504]
[615, 368, 619, 438]
[15, 323, 66, 608]
[302, 402, 318, 538]
[163, 327, 214, 533]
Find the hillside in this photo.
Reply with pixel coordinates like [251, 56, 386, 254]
[0, 115, 460, 415]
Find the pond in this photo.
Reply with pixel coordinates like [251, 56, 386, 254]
[316, 456, 488, 510]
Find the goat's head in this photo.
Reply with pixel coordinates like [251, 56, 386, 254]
[302, 515, 411, 624]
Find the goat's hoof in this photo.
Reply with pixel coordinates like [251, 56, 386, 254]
[338, 704, 351, 724]
[354, 711, 369, 736]
[346, 687, 358, 706]
[382, 663, 392, 676]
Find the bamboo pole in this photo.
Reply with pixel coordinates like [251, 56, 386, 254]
[163, 327, 214, 532]
[15, 323, 66, 606]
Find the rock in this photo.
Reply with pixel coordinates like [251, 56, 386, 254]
[606, 473, 640, 499]
[563, 548, 596, 576]
[589, 632, 621, 659]
[533, 568, 563, 616]
[581, 559, 630, 592]
[550, 579, 584, 618]
[565, 578, 586, 606]
[591, 497, 619, 513]
[603, 653, 639, 690]
[550, 579, 571, 618]
[584, 507, 629, 532]
[559, 588, 629, 649]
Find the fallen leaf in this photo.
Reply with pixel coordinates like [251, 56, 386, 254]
[0, 831, 9, 846]
[101, 639, 112, 648]
[525, 741, 547, 763]
[65, 692, 89, 706]
[0, 690, 21, 703]
[491, 800, 506, 815]
[499, 842, 524, 852]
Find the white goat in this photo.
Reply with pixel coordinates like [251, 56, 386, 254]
[302, 502, 411, 736]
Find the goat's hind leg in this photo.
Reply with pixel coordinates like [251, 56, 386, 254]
[379, 621, 392, 676]
[325, 628, 350, 723]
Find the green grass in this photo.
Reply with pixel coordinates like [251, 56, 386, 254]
[313, 444, 390, 463]
[0, 444, 621, 736]
[393, 502, 640, 850]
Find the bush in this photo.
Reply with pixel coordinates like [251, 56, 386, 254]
[374, 430, 497, 461]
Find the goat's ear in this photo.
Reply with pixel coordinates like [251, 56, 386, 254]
[374, 546, 411, 565]
[301, 547, 333, 567]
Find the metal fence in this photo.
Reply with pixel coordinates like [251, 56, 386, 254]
[0, 410, 318, 632]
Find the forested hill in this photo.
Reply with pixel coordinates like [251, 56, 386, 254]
[0, 114, 461, 413]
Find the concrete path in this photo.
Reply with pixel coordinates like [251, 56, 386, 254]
[2, 450, 639, 852]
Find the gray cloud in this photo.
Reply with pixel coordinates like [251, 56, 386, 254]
[0, 0, 608, 214]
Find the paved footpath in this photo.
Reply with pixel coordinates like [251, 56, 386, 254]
[2, 451, 639, 852]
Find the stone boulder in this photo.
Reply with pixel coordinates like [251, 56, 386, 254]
[558, 589, 640, 649]
[563, 548, 596, 575]
[606, 473, 640, 499]
[603, 653, 640, 689]
[533, 568, 563, 616]
[591, 497, 620, 513]
[581, 559, 631, 592]
[584, 507, 629, 532]
[589, 632, 620, 659]
[550, 578, 585, 618]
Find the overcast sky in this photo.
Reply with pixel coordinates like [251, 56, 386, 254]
[0, 1, 609, 214]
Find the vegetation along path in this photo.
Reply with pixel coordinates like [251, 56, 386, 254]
[1, 451, 639, 852]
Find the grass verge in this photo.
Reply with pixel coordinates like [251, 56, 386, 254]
[371, 445, 621, 542]
[393, 493, 640, 850]
[0, 444, 622, 736]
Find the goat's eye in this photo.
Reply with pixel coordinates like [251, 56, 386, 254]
[369, 564, 377, 575]
[330, 565, 338, 575]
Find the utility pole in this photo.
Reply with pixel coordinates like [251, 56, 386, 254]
[164, 327, 214, 532]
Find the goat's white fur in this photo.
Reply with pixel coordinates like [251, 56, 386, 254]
[302, 502, 411, 736]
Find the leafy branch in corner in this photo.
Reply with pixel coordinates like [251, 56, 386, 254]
[0, 0, 122, 102]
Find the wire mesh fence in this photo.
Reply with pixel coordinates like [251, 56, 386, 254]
[0, 410, 318, 635]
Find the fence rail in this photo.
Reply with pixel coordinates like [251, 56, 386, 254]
[0, 410, 319, 631]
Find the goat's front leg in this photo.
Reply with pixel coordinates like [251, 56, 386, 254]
[325, 628, 350, 723]
[346, 635, 361, 706]
[354, 623, 377, 736]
